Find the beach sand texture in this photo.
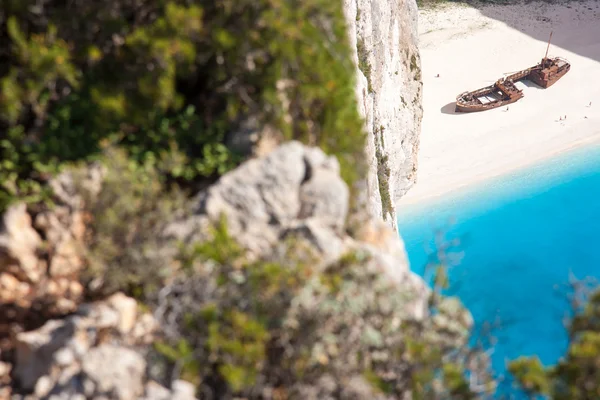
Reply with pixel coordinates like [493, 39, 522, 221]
[399, 0, 600, 206]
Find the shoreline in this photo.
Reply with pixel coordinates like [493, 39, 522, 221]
[400, 132, 600, 207]
[399, 0, 600, 208]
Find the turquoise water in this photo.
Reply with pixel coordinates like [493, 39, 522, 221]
[397, 143, 600, 393]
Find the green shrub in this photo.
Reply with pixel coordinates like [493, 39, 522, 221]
[76, 147, 188, 299]
[152, 222, 494, 398]
[410, 53, 422, 81]
[510, 288, 600, 399]
[0, 0, 365, 212]
[375, 126, 393, 221]
[357, 39, 373, 93]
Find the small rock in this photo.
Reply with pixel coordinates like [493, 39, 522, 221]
[178, 142, 353, 261]
[81, 345, 146, 400]
[69, 281, 84, 298]
[34, 375, 54, 397]
[54, 297, 79, 314]
[54, 347, 75, 366]
[0, 203, 44, 283]
[143, 381, 171, 400]
[48, 171, 83, 209]
[83, 376, 96, 396]
[0, 387, 11, 399]
[0, 361, 10, 376]
[70, 330, 91, 357]
[131, 313, 159, 344]
[14, 319, 72, 390]
[0, 361, 12, 385]
[254, 125, 283, 157]
[79, 302, 120, 330]
[57, 364, 80, 386]
[171, 380, 197, 400]
[49, 237, 83, 277]
[0, 272, 30, 305]
[224, 116, 260, 156]
[106, 293, 138, 334]
[317, 374, 337, 393]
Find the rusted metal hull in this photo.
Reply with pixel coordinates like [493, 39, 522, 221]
[455, 77, 525, 113]
[528, 58, 571, 88]
[455, 90, 523, 113]
[455, 57, 570, 113]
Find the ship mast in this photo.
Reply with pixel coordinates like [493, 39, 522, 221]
[544, 31, 553, 62]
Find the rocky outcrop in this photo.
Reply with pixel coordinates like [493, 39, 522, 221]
[0, 142, 439, 398]
[0, 168, 102, 346]
[344, 0, 423, 229]
[158, 142, 433, 398]
[166, 142, 349, 261]
[2, 292, 195, 400]
[166, 142, 424, 297]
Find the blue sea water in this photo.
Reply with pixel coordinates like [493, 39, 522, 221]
[397, 143, 600, 394]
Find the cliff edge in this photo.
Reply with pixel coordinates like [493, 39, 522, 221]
[1, 143, 472, 400]
[344, 0, 423, 229]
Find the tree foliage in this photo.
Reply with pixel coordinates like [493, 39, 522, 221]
[0, 0, 364, 211]
[75, 147, 188, 300]
[509, 287, 600, 399]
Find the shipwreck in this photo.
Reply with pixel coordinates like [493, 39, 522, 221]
[455, 32, 570, 113]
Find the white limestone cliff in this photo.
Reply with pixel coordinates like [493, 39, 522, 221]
[344, 0, 423, 230]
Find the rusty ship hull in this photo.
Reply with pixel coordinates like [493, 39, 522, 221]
[455, 77, 525, 113]
[455, 56, 571, 113]
[528, 57, 571, 88]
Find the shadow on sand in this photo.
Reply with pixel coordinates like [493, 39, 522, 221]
[441, 102, 462, 115]
[474, 1, 600, 63]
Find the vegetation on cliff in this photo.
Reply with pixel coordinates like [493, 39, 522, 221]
[0, 0, 365, 212]
[0, 1, 490, 397]
[375, 125, 394, 221]
[148, 213, 494, 399]
[76, 143, 494, 399]
[509, 284, 600, 399]
[3, 0, 600, 399]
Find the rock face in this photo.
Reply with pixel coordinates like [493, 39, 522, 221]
[344, 0, 423, 230]
[159, 142, 431, 398]
[4, 292, 196, 400]
[167, 141, 427, 308]
[167, 142, 350, 262]
[167, 142, 419, 282]
[0, 142, 439, 398]
[0, 166, 103, 345]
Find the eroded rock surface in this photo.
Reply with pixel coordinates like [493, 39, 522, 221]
[0, 142, 445, 399]
[168, 141, 426, 307]
[166, 142, 350, 261]
[0, 167, 102, 347]
[4, 293, 195, 400]
[344, 0, 423, 229]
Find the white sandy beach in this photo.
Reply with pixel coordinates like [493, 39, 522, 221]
[398, 0, 600, 206]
